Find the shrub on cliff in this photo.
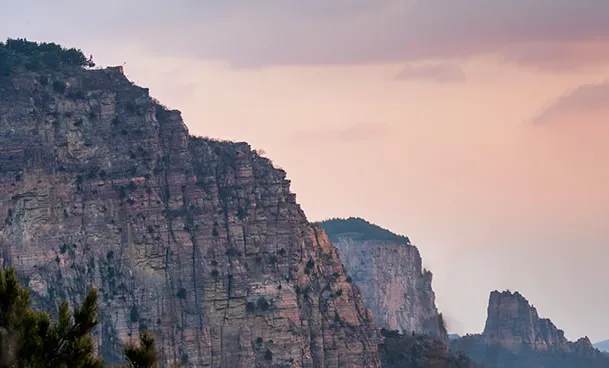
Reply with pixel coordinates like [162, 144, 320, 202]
[0, 266, 165, 368]
[0, 38, 94, 78]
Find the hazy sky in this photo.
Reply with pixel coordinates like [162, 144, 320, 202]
[3, 0, 609, 342]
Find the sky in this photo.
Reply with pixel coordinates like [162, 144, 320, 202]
[3, 0, 609, 342]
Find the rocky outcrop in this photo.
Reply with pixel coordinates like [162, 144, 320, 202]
[482, 290, 570, 352]
[318, 218, 446, 341]
[0, 61, 381, 366]
[452, 290, 609, 368]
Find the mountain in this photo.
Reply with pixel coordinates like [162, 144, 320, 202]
[593, 339, 609, 353]
[452, 290, 609, 368]
[0, 39, 381, 367]
[318, 217, 447, 341]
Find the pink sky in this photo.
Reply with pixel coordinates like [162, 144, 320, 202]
[3, 0, 609, 342]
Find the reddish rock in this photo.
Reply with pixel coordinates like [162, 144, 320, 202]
[0, 66, 380, 367]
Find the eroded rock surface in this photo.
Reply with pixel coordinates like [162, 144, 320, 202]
[483, 290, 572, 352]
[0, 66, 380, 367]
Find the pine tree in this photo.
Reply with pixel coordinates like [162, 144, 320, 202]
[0, 267, 105, 368]
[0, 266, 164, 367]
[123, 329, 158, 368]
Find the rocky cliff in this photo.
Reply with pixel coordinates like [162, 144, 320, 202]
[318, 218, 446, 341]
[482, 290, 570, 352]
[0, 42, 381, 367]
[452, 290, 608, 368]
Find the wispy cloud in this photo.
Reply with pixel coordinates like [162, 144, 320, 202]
[533, 81, 609, 124]
[395, 63, 466, 83]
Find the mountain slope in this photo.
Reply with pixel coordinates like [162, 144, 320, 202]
[593, 339, 609, 353]
[0, 39, 380, 367]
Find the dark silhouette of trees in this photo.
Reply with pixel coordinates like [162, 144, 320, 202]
[123, 330, 158, 368]
[318, 217, 411, 245]
[0, 266, 164, 368]
[0, 38, 94, 78]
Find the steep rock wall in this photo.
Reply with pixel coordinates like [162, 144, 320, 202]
[482, 290, 570, 352]
[0, 66, 380, 367]
[318, 218, 445, 340]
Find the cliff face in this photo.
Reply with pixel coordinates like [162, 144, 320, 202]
[482, 290, 570, 352]
[318, 218, 446, 341]
[0, 65, 380, 367]
[452, 290, 608, 368]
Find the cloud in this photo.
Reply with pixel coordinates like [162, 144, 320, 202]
[395, 63, 465, 83]
[501, 41, 609, 72]
[533, 81, 609, 124]
[3, 1, 609, 69]
[293, 123, 389, 144]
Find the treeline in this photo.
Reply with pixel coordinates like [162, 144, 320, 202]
[317, 217, 411, 245]
[0, 38, 94, 77]
[0, 267, 168, 368]
[379, 329, 479, 368]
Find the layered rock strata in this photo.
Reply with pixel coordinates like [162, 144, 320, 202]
[0, 65, 380, 367]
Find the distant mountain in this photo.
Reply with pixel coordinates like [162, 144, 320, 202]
[593, 339, 609, 353]
[317, 217, 445, 340]
[452, 290, 609, 367]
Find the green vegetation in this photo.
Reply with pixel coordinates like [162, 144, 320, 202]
[256, 297, 270, 312]
[0, 266, 164, 367]
[122, 330, 158, 368]
[0, 38, 94, 78]
[317, 217, 411, 245]
[379, 329, 477, 368]
[130, 305, 139, 323]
